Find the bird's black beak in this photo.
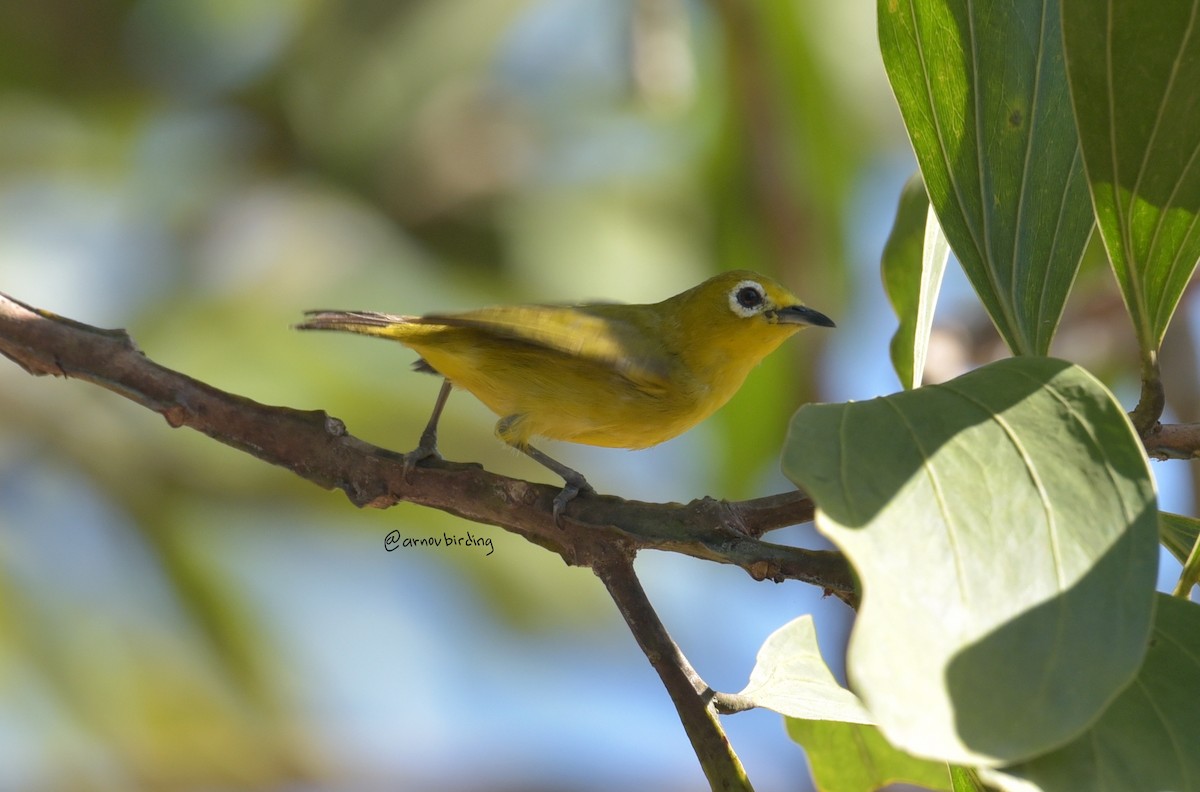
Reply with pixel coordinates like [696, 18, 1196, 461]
[769, 304, 836, 328]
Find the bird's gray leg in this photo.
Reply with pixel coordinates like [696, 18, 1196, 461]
[405, 378, 452, 476]
[497, 415, 593, 524]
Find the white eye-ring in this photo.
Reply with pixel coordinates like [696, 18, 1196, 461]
[728, 280, 767, 318]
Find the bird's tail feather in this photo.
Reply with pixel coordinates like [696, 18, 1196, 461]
[294, 310, 416, 338]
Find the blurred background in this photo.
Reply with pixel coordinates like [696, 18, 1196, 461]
[0, 1, 1194, 790]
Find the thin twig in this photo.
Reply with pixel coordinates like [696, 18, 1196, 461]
[595, 553, 754, 792]
[1144, 422, 1200, 460]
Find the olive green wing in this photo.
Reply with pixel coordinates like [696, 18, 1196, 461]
[414, 303, 673, 395]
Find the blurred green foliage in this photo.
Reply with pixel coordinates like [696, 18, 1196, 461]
[0, 1, 895, 789]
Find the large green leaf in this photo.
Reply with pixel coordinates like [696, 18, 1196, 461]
[882, 173, 950, 390]
[1063, 0, 1200, 354]
[787, 719, 952, 792]
[782, 357, 1158, 765]
[879, 0, 1093, 355]
[982, 595, 1200, 792]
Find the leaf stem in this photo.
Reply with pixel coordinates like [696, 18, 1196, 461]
[1130, 351, 1165, 436]
[1172, 532, 1200, 599]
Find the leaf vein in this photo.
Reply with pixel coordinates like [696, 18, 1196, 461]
[907, 0, 986, 258]
[1137, 0, 1200, 337]
[880, 395, 970, 602]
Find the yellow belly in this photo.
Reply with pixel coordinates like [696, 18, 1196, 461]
[412, 339, 715, 450]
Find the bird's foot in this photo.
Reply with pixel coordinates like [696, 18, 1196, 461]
[552, 474, 595, 527]
[401, 433, 441, 481]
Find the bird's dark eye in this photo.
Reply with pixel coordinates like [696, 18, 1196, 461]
[736, 286, 764, 309]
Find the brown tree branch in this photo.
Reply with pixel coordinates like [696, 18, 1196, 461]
[0, 290, 853, 600]
[0, 290, 853, 791]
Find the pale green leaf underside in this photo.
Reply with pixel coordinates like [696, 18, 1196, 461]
[983, 595, 1200, 792]
[882, 173, 950, 390]
[879, 0, 1093, 356]
[738, 615, 872, 724]
[781, 357, 1158, 766]
[1063, 0, 1200, 353]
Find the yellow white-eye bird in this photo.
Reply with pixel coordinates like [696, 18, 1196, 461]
[297, 270, 834, 519]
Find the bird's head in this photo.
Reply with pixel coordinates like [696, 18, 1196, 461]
[660, 269, 834, 382]
[677, 268, 832, 337]
[642, 269, 835, 419]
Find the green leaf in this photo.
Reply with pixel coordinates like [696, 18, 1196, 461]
[882, 173, 950, 390]
[751, 619, 950, 791]
[879, 0, 1093, 355]
[788, 719, 952, 792]
[737, 616, 872, 724]
[949, 765, 987, 792]
[1159, 512, 1200, 598]
[983, 595, 1200, 792]
[1063, 0, 1200, 354]
[1159, 511, 1200, 566]
[782, 357, 1158, 765]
